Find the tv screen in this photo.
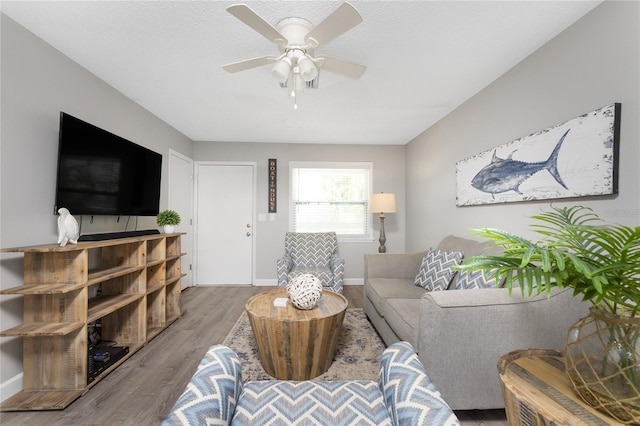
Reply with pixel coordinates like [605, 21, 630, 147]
[54, 112, 162, 216]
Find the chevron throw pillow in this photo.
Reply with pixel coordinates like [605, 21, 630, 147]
[453, 269, 501, 289]
[414, 247, 463, 291]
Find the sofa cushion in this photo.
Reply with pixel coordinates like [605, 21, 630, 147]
[289, 266, 333, 287]
[437, 235, 496, 257]
[414, 247, 463, 291]
[366, 278, 426, 318]
[232, 380, 391, 425]
[385, 299, 421, 349]
[453, 269, 501, 289]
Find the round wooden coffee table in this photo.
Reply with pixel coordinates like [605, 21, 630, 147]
[245, 288, 348, 380]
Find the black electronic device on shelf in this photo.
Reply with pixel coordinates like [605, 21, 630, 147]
[87, 346, 130, 384]
[79, 229, 160, 242]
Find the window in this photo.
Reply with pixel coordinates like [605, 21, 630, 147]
[290, 162, 372, 239]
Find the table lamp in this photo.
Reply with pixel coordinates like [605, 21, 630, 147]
[369, 193, 396, 253]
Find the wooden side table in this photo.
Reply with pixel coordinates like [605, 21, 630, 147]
[498, 349, 625, 426]
[245, 288, 348, 380]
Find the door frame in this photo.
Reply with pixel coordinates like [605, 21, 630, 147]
[168, 149, 194, 289]
[193, 161, 257, 285]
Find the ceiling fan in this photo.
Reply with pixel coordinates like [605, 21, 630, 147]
[222, 2, 367, 107]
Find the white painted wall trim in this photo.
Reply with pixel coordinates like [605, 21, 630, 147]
[168, 149, 195, 289]
[253, 279, 277, 286]
[252, 278, 363, 287]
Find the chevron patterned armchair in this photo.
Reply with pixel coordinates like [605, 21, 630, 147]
[277, 232, 345, 294]
[163, 342, 459, 426]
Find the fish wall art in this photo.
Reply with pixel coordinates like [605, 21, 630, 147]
[456, 103, 620, 206]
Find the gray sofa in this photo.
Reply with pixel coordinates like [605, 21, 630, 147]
[363, 235, 590, 410]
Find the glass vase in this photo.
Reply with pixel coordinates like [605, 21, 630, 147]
[565, 307, 640, 423]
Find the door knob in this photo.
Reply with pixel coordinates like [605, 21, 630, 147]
[246, 232, 251, 237]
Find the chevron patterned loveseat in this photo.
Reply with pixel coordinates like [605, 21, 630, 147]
[163, 342, 459, 426]
[277, 231, 345, 294]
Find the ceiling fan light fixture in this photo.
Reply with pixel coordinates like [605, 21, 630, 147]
[271, 57, 292, 83]
[297, 55, 318, 82]
[223, 2, 366, 99]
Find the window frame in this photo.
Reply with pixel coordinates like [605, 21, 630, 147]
[289, 161, 373, 242]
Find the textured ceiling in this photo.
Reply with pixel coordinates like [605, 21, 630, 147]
[1, 1, 601, 145]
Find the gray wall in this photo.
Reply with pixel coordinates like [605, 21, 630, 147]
[193, 142, 406, 283]
[2, 0, 638, 403]
[0, 14, 193, 391]
[406, 0, 640, 249]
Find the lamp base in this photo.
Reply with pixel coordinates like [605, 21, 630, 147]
[378, 215, 387, 253]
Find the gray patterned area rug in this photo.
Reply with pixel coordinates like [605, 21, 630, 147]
[222, 308, 386, 382]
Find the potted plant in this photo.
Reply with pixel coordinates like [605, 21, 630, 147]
[157, 209, 181, 234]
[458, 205, 640, 422]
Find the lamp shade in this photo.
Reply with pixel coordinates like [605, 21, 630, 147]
[369, 193, 396, 213]
[271, 57, 292, 83]
[298, 56, 318, 82]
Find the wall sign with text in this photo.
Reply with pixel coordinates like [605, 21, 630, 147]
[269, 159, 277, 213]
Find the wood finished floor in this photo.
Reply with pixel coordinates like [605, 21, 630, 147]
[0, 285, 507, 425]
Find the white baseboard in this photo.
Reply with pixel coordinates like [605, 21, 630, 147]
[0, 373, 22, 403]
[253, 279, 277, 286]
[253, 278, 363, 286]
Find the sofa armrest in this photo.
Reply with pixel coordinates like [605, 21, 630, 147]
[162, 345, 243, 426]
[276, 255, 293, 287]
[418, 287, 590, 410]
[330, 255, 345, 288]
[379, 342, 460, 426]
[364, 251, 427, 281]
[330, 255, 345, 272]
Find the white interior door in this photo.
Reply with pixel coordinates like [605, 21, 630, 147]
[168, 150, 194, 290]
[195, 162, 255, 285]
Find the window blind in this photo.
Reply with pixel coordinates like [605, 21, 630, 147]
[290, 162, 372, 238]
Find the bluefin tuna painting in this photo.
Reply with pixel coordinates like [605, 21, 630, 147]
[456, 103, 620, 206]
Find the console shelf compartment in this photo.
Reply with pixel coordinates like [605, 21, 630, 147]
[0, 233, 185, 411]
[0, 282, 87, 295]
[165, 274, 184, 287]
[87, 293, 145, 323]
[0, 321, 85, 337]
[87, 264, 145, 286]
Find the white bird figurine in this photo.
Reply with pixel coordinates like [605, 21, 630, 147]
[57, 208, 79, 246]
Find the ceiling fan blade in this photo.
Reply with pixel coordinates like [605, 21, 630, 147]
[305, 2, 363, 48]
[223, 56, 278, 73]
[227, 4, 287, 44]
[316, 56, 366, 79]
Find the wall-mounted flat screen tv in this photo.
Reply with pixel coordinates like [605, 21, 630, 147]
[54, 112, 162, 216]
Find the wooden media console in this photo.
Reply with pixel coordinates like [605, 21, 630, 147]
[0, 233, 185, 411]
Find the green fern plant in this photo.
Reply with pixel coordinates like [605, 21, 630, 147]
[459, 205, 640, 317]
[156, 209, 181, 227]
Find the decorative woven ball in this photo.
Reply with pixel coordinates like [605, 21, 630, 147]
[287, 274, 323, 310]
